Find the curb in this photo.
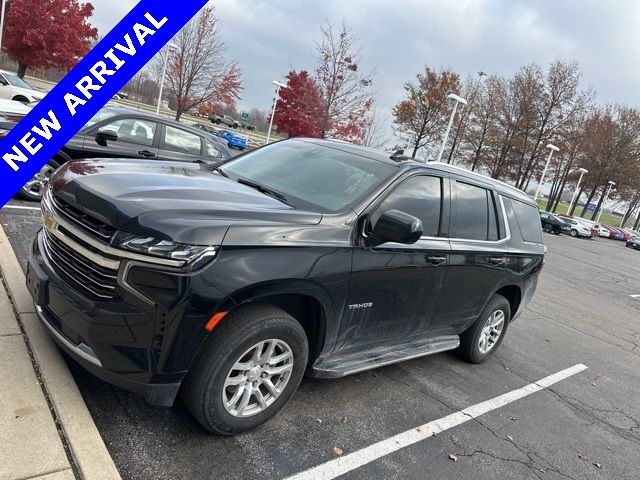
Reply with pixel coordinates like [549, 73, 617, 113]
[0, 224, 121, 480]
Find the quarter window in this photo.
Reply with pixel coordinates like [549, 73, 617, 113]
[204, 139, 223, 159]
[372, 176, 442, 237]
[164, 126, 202, 155]
[510, 199, 543, 243]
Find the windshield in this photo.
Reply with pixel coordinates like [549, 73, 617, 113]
[85, 108, 120, 128]
[3, 73, 34, 89]
[220, 140, 397, 212]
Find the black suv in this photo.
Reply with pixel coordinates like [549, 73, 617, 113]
[27, 139, 544, 434]
[2, 107, 233, 201]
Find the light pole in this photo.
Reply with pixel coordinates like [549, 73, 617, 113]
[596, 181, 615, 223]
[568, 167, 588, 215]
[0, 0, 6, 55]
[266, 80, 286, 144]
[533, 144, 560, 201]
[436, 93, 467, 163]
[156, 43, 177, 116]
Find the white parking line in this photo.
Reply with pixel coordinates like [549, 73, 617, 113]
[631, 295, 640, 299]
[1, 205, 41, 212]
[285, 364, 588, 480]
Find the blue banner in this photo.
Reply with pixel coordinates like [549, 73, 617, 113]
[0, 0, 208, 207]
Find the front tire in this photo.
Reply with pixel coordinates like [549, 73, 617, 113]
[458, 295, 510, 364]
[182, 305, 308, 435]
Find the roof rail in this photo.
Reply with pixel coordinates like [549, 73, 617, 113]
[428, 161, 527, 195]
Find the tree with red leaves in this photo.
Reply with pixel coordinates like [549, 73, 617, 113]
[315, 21, 374, 142]
[158, 6, 242, 121]
[3, 0, 98, 78]
[272, 70, 323, 138]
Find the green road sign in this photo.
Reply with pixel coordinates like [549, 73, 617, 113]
[241, 112, 249, 122]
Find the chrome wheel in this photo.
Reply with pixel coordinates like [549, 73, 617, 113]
[22, 164, 55, 198]
[222, 339, 294, 418]
[478, 310, 505, 354]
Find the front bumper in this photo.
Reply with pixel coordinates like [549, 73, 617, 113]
[27, 229, 224, 406]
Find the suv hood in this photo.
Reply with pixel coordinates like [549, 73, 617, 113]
[50, 159, 322, 245]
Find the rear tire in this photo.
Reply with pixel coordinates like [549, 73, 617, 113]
[182, 305, 308, 435]
[570, 229, 578, 237]
[458, 295, 510, 364]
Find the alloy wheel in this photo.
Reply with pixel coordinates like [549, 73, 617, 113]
[222, 339, 294, 418]
[478, 310, 505, 354]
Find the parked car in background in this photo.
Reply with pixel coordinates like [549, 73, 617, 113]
[573, 218, 601, 237]
[0, 70, 45, 103]
[626, 236, 640, 250]
[219, 130, 248, 150]
[210, 114, 239, 128]
[539, 211, 568, 235]
[597, 225, 612, 237]
[619, 228, 637, 241]
[0, 107, 233, 201]
[27, 139, 544, 434]
[192, 123, 219, 135]
[607, 226, 625, 240]
[559, 216, 595, 238]
[241, 123, 256, 131]
[0, 98, 33, 114]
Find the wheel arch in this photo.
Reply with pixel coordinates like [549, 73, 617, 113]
[494, 284, 522, 321]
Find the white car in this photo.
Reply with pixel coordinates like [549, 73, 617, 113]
[560, 217, 594, 238]
[0, 98, 33, 114]
[0, 70, 45, 103]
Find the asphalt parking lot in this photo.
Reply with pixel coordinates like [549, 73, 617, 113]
[2, 201, 640, 480]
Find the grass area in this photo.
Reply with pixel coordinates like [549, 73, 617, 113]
[536, 199, 626, 227]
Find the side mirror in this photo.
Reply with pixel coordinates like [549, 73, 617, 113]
[366, 210, 423, 246]
[96, 130, 118, 146]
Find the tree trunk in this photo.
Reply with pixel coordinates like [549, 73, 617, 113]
[579, 186, 599, 217]
[17, 64, 28, 79]
[590, 186, 607, 221]
[569, 188, 583, 216]
[552, 162, 572, 213]
[634, 208, 640, 230]
[175, 110, 184, 121]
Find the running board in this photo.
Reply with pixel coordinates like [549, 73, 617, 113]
[312, 335, 460, 378]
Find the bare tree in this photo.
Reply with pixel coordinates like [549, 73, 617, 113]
[392, 67, 461, 159]
[361, 108, 390, 149]
[156, 6, 242, 121]
[315, 21, 375, 140]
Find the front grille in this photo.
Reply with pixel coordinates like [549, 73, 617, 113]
[43, 230, 120, 300]
[53, 196, 116, 242]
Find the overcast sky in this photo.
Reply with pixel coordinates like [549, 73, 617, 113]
[92, 0, 640, 129]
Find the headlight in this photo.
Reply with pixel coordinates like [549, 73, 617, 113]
[112, 231, 217, 266]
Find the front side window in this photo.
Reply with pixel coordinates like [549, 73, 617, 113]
[164, 126, 202, 155]
[450, 181, 491, 241]
[100, 118, 157, 146]
[371, 176, 442, 237]
[220, 140, 396, 212]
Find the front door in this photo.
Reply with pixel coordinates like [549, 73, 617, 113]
[82, 117, 159, 160]
[339, 174, 451, 350]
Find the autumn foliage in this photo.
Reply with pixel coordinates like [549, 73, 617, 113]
[4, 0, 98, 78]
[272, 71, 323, 138]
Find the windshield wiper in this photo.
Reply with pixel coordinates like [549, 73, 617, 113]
[236, 178, 291, 205]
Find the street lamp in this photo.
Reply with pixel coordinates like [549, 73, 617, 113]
[532, 144, 560, 201]
[156, 43, 177, 116]
[596, 181, 615, 223]
[266, 80, 286, 144]
[436, 93, 467, 163]
[568, 168, 588, 215]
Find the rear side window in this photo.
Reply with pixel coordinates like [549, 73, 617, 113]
[450, 181, 493, 241]
[372, 176, 442, 237]
[164, 126, 202, 155]
[510, 199, 543, 243]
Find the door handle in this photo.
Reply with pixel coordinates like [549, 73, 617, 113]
[489, 257, 505, 266]
[427, 255, 447, 266]
[138, 150, 156, 157]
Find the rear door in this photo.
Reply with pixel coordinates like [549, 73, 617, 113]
[341, 173, 451, 349]
[157, 124, 207, 163]
[429, 178, 508, 335]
